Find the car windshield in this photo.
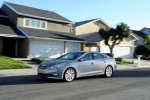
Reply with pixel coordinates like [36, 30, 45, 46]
[57, 52, 85, 60]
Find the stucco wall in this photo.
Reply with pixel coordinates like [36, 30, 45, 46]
[75, 20, 108, 35]
[1, 4, 18, 25]
[48, 22, 71, 33]
[0, 37, 2, 55]
[17, 17, 72, 33]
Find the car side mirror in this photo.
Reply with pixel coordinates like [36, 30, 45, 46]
[79, 58, 86, 62]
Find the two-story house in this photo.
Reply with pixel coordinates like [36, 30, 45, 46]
[73, 18, 137, 58]
[0, 2, 84, 58]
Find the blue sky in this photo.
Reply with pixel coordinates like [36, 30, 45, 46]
[0, 0, 150, 30]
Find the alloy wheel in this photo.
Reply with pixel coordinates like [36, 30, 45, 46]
[64, 68, 76, 82]
[105, 66, 113, 77]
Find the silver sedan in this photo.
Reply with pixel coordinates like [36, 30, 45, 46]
[38, 51, 117, 82]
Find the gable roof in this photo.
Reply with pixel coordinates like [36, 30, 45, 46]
[73, 19, 97, 27]
[73, 18, 111, 28]
[4, 2, 72, 23]
[141, 27, 150, 31]
[132, 30, 147, 39]
[0, 18, 25, 38]
[18, 27, 85, 42]
[0, 9, 8, 18]
[77, 32, 102, 43]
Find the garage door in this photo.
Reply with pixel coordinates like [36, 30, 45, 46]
[29, 39, 64, 58]
[101, 46, 132, 58]
[66, 42, 80, 53]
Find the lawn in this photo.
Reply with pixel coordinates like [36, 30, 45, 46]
[0, 56, 31, 69]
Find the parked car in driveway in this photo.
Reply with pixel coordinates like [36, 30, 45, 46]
[38, 51, 117, 82]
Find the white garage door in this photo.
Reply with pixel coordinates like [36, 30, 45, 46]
[66, 42, 80, 53]
[101, 46, 132, 58]
[29, 39, 64, 58]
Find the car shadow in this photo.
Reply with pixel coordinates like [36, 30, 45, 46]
[0, 75, 65, 86]
[1, 68, 150, 86]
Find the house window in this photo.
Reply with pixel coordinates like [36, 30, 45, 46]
[24, 18, 47, 29]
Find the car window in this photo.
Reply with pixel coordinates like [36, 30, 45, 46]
[81, 53, 93, 61]
[93, 53, 103, 60]
[58, 52, 84, 60]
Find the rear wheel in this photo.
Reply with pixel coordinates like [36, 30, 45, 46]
[64, 68, 76, 82]
[105, 66, 113, 77]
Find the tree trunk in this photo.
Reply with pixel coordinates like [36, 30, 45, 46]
[110, 48, 113, 57]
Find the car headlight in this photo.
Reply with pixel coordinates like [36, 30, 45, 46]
[49, 63, 67, 70]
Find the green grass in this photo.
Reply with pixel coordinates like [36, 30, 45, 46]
[0, 56, 31, 69]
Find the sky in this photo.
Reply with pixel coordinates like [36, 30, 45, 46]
[0, 0, 150, 30]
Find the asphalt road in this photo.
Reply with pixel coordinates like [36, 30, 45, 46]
[1, 68, 150, 100]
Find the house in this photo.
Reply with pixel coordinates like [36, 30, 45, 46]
[132, 30, 147, 46]
[0, 2, 84, 58]
[73, 18, 137, 58]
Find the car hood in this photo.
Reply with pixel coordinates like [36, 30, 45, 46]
[41, 59, 75, 66]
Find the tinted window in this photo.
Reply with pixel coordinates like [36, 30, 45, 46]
[93, 53, 103, 60]
[81, 53, 93, 61]
[58, 52, 84, 60]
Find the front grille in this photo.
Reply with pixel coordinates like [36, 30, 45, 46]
[38, 73, 57, 77]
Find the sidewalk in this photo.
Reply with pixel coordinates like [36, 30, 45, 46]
[117, 59, 150, 70]
[0, 58, 149, 77]
[0, 58, 39, 77]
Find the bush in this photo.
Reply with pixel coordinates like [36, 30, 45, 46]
[31, 58, 45, 64]
[134, 45, 150, 56]
[115, 58, 123, 62]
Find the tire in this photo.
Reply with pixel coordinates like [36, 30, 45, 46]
[104, 66, 113, 77]
[64, 68, 76, 82]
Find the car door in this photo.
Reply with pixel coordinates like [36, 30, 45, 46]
[93, 53, 107, 74]
[76, 53, 95, 76]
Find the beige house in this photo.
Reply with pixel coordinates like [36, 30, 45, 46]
[73, 18, 137, 58]
[0, 2, 84, 58]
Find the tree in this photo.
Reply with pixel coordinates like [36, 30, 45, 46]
[98, 22, 132, 57]
[134, 45, 149, 56]
[145, 36, 150, 48]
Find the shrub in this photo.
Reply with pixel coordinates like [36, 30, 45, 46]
[134, 45, 150, 56]
[31, 58, 45, 64]
[115, 58, 123, 62]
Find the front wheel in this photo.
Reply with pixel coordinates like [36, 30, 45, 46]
[64, 68, 76, 82]
[104, 66, 113, 77]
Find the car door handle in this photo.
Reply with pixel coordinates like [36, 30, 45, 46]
[91, 62, 94, 65]
[103, 61, 106, 63]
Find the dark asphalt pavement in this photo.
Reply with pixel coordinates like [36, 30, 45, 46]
[1, 68, 150, 100]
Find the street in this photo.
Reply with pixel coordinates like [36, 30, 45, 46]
[0, 68, 150, 100]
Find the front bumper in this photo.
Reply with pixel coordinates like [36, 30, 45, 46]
[37, 68, 63, 79]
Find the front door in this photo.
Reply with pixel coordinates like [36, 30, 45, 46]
[2, 38, 16, 57]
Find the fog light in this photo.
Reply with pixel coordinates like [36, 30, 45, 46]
[51, 73, 58, 76]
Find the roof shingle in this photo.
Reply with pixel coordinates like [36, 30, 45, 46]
[73, 19, 97, 27]
[132, 30, 147, 39]
[0, 18, 25, 37]
[19, 27, 85, 42]
[5, 2, 72, 23]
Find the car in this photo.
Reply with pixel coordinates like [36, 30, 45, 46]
[38, 51, 117, 82]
